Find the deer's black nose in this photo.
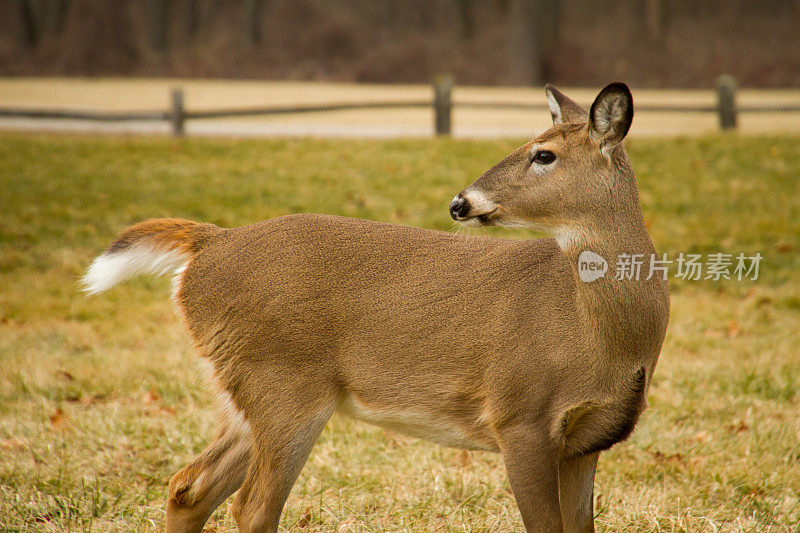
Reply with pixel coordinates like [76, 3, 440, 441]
[449, 196, 470, 220]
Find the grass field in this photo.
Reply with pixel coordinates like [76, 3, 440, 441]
[1, 132, 799, 531]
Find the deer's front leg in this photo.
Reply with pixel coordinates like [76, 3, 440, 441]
[499, 425, 564, 533]
[558, 452, 599, 533]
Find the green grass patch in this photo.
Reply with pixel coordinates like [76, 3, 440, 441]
[1, 133, 799, 531]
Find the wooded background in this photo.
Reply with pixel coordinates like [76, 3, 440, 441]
[2, 0, 799, 87]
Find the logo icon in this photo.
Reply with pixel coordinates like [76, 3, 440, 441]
[578, 250, 608, 282]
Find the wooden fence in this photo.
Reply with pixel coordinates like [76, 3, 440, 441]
[1, 75, 797, 137]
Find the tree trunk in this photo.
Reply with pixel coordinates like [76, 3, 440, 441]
[43, 0, 69, 35]
[17, 0, 40, 46]
[187, 0, 199, 41]
[508, 0, 541, 85]
[455, 0, 474, 41]
[150, 0, 169, 51]
[644, 0, 664, 42]
[536, 0, 560, 80]
[246, 0, 267, 44]
[537, 0, 559, 53]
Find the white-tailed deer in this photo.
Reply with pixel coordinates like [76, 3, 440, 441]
[82, 83, 669, 532]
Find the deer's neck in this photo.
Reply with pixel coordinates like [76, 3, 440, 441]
[558, 212, 669, 367]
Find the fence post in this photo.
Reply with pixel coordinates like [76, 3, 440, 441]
[171, 88, 185, 136]
[433, 75, 453, 136]
[716, 75, 737, 131]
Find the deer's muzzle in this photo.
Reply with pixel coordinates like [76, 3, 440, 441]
[449, 195, 471, 220]
[450, 190, 500, 224]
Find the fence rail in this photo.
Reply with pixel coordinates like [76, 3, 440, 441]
[1, 75, 798, 137]
[185, 101, 432, 119]
[0, 108, 169, 121]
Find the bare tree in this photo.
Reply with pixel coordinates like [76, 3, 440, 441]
[538, 0, 559, 51]
[150, 0, 170, 51]
[508, 0, 541, 85]
[246, 0, 268, 44]
[17, 0, 40, 46]
[508, 0, 561, 85]
[643, 0, 666, 42]
[44, 0, 69, 34]
[186, 0, 200, 41]
[454, 0, 474, 41]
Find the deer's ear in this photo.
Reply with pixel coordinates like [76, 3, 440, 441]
[545, 84, 587, 125]
[588, 83, 633, 157]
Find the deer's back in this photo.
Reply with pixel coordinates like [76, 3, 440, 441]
[177, 214, 583, 421]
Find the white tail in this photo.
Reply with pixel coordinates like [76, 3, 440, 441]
[81, 218, 221, 295]
[82, 246, 189, 295]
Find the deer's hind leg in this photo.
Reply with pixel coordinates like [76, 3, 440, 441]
[166, 415, 252, 533]
[229, 370, 337, 533]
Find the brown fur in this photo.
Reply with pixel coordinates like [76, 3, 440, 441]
[106, 218, 221, 256]
[87, 84, 669, 533]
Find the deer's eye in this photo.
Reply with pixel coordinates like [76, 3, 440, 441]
[532, 150, 556, 165]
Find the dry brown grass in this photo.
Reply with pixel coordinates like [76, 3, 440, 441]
[1, 133, 799, 531]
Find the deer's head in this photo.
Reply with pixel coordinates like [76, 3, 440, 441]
[450, 83, 636, 246]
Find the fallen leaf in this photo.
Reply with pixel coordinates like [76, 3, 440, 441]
[651, 451, 685, 465]
[140, 390, 177, 416]
[298, 506, 312, 528]
[142, 389, 161, 405]
[79, 393, 107, 406]
[727, 409, 751, 434]
[727, 419, 749, 434]
[48, 408, 66, 431]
